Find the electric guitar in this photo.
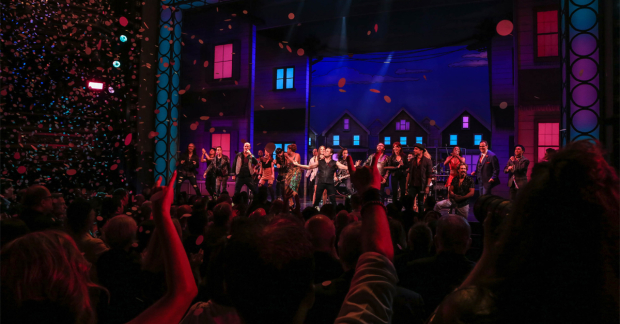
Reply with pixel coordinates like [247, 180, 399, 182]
[334, 174, 350, 186]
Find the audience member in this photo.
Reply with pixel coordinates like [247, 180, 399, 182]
[66, 198, 108, 265]
[305, 215, 343, 283]
[50, 193, 67, 220]
[399, 215, 475, 316]
[399, 194, 418, 232]
[349, 193, 362, 221]
[319, 203, 336, 220]
[19, 185, 60, 231]
[301, 205, 320, 221]
[0, 218, 29, 248]
[389, 218, 408, 256]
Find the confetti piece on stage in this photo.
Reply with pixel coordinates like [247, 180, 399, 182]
[288, 13, 295, 19]
[374, 24, 378, 32]
[125, 134, 132, 145]
[209, 127, 216, 133]
[367, 31, 371, 35]
[423, 75, 427, 80]
[14, 152, 20, 159]
[339, 89, 346, 92]
[297, 48, 304, 56]
[384, 95, 391, 103]
[370, 89, 380, 93]
[97, 216, 104, 221]
[286, 45, 292, 53]
[148, 131, 159, 139]
[190, 122, 199, 130]
[179, 89, 186, 95]
[119, 17, 128, 27]
[338, 78, 346, 88]
[201, 98, 207, 102]
[110, 164, 118, 171]
[204, 61, 209, 67]
[243, 10, 248, 14]
[219, 112, 224, 116]
[279, 42, 284, 48]
[67, 169, 77, 176]
[496, 20, 513, 36]
[429, 120, 436, 126]
[17, 166, 26, 174]
[200, 116, 210, 120]
[499, 102, 508, 109]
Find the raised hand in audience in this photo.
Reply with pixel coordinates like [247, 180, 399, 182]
[128, 171, 198, 324]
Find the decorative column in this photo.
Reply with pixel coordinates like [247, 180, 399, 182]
[560, 0, 601, 145]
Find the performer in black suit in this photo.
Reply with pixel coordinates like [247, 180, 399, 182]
[471, 140, 500, 196]
[504, 144, 529, 201]
[176, 143, 202, 201]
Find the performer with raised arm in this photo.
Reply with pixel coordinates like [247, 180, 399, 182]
[232, 142, 259, 196]
[283, 144, 302, 206]
[337, 148, 355, 196]
[306, 148, 320, 203]
[207, 146, 230, 198]
[275, 148, 287, 200]
[176, 143, 202, 202]
[504, 144, 529, 201]
[363, 143, 390, 202]
[444, 146, 466, 195]
[258, 150, 276, 201]
[201, 148, 216, 198]
[294, 147, 353, 207]
[385, 142, 408, 201]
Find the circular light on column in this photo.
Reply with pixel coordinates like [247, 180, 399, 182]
[113, 61, 121, 68]
[120, 35, 128, 42]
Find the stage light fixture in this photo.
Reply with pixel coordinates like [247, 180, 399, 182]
[120, 35, 128, 42]
[113, 61, 121, 68]
[87, 81, 104, 90]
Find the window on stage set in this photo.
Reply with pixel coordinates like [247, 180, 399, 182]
[537, 122, 559, 161]
[344, 118, 350, 130]
[211, 133, 231, 159]
[384, 137, 391, 145]
[450, 134, 458, 146]
[396, 119, 410, 131]
[353, 135, 360, 146]
[463, 155, 478, 175]
[308, 137, 312, 146]
[214, 44, 233, 79]
[400, 137, 407, 145]
[536, 9, 559, 57]
[474, 134, 483, 146]
[274, 67, 294, 90]
[416, 136, 423, 145]
[333, 135, 340, 146]
[462, 116, 469, 129]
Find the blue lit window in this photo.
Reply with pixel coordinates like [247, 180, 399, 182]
[353, 135, 360, 146]
[384, 137, 390, 145]
[416, 137, 423, 144]
[450, 134, 458, 146]
[308, 137, 312, 146]
[400, 137, 407, 145]
[275, 67, 294, 90]
[474, 134, 483, 145]
[333, 135, 340, 146]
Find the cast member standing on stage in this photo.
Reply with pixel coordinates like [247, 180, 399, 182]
[363, 143, 390, 201]
[275, 148, 287, 200]
[444, 146, 465, 189]
[295, 147, 349, 207]
[406, 143, 433, 213]
[306, 148, 320, 204]
[504, 144, 529, 201]
[471, 140, 500, 195]
[201, 148, 216, 198]
[232, 142, 258, 196]
[253, 150, 264, 188]
[176, 143, 202, 201]
[209, 146, 230, 197]
[258, 151, 276, 201]
[337, 148, 354, 196]
[283, 144, 302, 205]
[386, 142, 408, 201]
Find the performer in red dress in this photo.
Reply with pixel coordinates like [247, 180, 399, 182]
[444, 146, 465, 188]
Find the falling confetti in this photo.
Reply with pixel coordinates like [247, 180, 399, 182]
[125, 134, 133, 146]
[499, 102, 508, 109]
[209, 127, 216, 133]
[190, 122, 199, 130]
[374, 24, 378, 32]
[204, 61, 209, 67]
[200, 116, 210, 120]
[384, 95, 392, 103]
[370, 89, 380, 93]
[423, 75, 427, 80]
[429, 120, 436, 126]
[297, 48, 305, 56]
[219, 112, 224, 116]
[286, 45, 292, 53]
[339, 89, 346, 92]
[110, 164, 118, 171]
[17, 166, 27, 174]
[149, 131, 160, 139]
[67, 169, 77, 176]
[338, 78, 346, 88]
[288, 13, 295, 20]
[119, 16, 128, 27]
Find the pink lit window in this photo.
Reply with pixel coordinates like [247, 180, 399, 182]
[537, 122, 559, 161]
[462, 116, 469, 129]
[212, 133, 231, 158]
[344, 118, 350, 130]
[214, 44, 233, 79]
[396, 119, 410, 131]
[536, 10, 558, 57]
